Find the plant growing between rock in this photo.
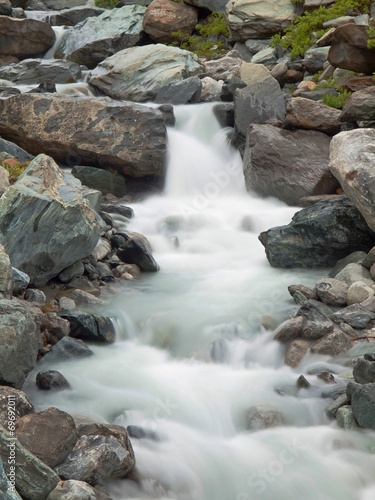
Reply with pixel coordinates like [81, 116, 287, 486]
[0, 159, 29, 184]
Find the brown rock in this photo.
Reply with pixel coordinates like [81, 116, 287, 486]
[16, 407, 77, 468]
[328, 24, 375, 74]
[340, 87, 375, 122]
[0, 16, 55, 59]
[143, 0, 198, 43]
[285, 339, 310, 368]
[311, 331, 353, 356]
[286, 97, 341, 135]
[336, 75, 375, 93]
[273, 316, 305, 342]
[0, 387, 34, 428]
[41, 312, 70, 344]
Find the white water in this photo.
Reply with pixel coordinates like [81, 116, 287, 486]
[25, 104, 375, 499]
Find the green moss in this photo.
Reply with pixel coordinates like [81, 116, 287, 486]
[0, 160, 29, 184]
[94, 0, 117, 7]
[271, 0, 372, 58]
[368, 26, 375, 49]
[322, 88, 352, 109]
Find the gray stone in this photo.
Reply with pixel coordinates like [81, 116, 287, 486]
[155, 76, 201, 105]
[0, 299, 38, 389]
[362, 246, 375, 269]
[353, 357, 375, 384]
[24, 289, 46, 305]
[314, 278, 349, 306]
[0, 0, 11, 15]
[246, 405, 285, 430]
[340, 87, 375, 122]
[329, 251, 367, 278]
[301, 320, 334, 340]
[0, 426, 59, 500]
[117, 236, 159, 272]
[347, 281, 374, 305]
[16, 407, 77, 468]
[225, 0, 296, 41]
[335, 263, 373, 287]
[71, 289, 101, 306]
[184, 0, 228, 11]
[89, 44, 203, 103]
[325, 393, 349, 419]
[11, 267, 30, 296]
[297, 299, 334, 322]
[58, 262, 84, 284]
[0, 59, 82, 85]
[0, 138, 33, 163]
[288, 284, 317, 302]
[347, 381, 375, 429]
[36, 0, 87, 8]
[40, 337, 93, 364]
[311, 331, 353, 357]
[243, 125, 337, 206]
[0, 154, 103, 286]
[60, 311, 116, 344]
[0, 457, 22, 498]
[259, 197, 375, 268]
[0, 387, 34, 428]
[0, 244, 12, 299]
[201, 77, 223, 102]
[250, 47, 278, 67]
[0, 166, 9, 196]
[304, 46, 330, 73]
[273, 316, 305, 342]
[0, 94, 167, 179]
[48, 7, 105, 27]
[336, 405, 360, 430]
[90, 238, 111, 263]
[36, 371, 71, 391]
[46, 480, 111, 500]
[285, 339, 310, 368]
[331, 303, 375, 329]
[71, 166, 126, 198]
[57, 5, 146, 68]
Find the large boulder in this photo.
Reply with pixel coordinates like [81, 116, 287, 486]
[0, 16, 55, 59]
[330, 129, 375, 233]
[0, 138, 33, 163]
[59, 311, 116, 343]
[0, 299, 39, 389]
[0, 93, 167, 178]
[225, 0, 296, 41]
[0, 154, 103, 286]
[0, 244, 11, 299]
[46, 480, 111, 500]
[143, 0, 198, 43]
[0, 59, 82, 85]
[328, 24, 375, 74]
[184, 0, 227, 11]
[234, 63, 286, 138]
[0, 387, 34, 428]
[259, 197, 375, 268]
[48, 7, 104, 26]
[340, 87, 375, 122]
[34, 0, 87, 8]
[243, 124, 338, 205]
[57, 5, 146, 69]
[285, 97, 341, 135]
[88, 44, 203, 104]
[347, 382, 375, 430]
[71, 166, 127, 198]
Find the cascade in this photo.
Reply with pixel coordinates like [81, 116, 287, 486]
[25, 104, 375, 500]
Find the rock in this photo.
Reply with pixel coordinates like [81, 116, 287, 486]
[273, 316, 305, 342]
[0, 154, 103, 286]
[246, 405, 285, 430]
[340, 87, 375, 122]
[336, 75, 375, 93]
[0, 137, 33, 163]
[0, 387, 34, 428]
[0, 0, 11, 15]
[203, 51, 242, 81]
[48, 7, 105, 26]
[336, 405, 360, 430]
[94, 262, 114, 281]
[0, 299, 38, 389]
[57, 5, 145, 68]
[89, 44, 203, 104]
[24, 289, 46, 306]
[71, 166, 126, 198]
[285, 339, 310, 368]
[251, 46, 278, 67]
[285, 97, 341, 135]
[353, 356, 375, 384]
[0, 94, 167, 178]
[0, 59, 81, 85]
[297, 299, 334, 323]
[329, 251, 367, 278]
[113, 263, 141, 278]
[288, 284, 317, 302]
[16, 408, 77, 468]
[59, 297, 76, 311]
[331, 303, 375, 329]
[259, 197, 375, 268]
[317, 371, 336, 385]
[311, 331, 353, 357]
[46, 480, 111, 500]
[11, 267, 30, 296]
[296, 375, 311, 389]
[328, 24, 375, 74]
[60, 311, 116, 344]
[58, 262, 85, 284]
[100, 203, 134, 219]
[117, 236, 159, 272]
[347, 281, 374, 305]
[143, 0, 198, 43]
[243, 125, 337, 206]
[304, 46, 330, 73]
[71, 289, 102, 306]
[0, 244, 11, 299]
[55, 433, 134, 485]
[34, 0, 87, 7]
[0, 426, 59, 500]
[201, 76, 223, 102]
[314, 278, 349, 306]
[0, 458, 21, 499]
[40, 337, 93, 364]
[347, 381, 375, 429]
[127, 425, 159, 441]
[40, 313, 70, 344]
[362, 246, 375, 269]
[325, 394, 349, 419]
[36, 371, 71, 391]
[0, 166, 9, 195]
[184, 0, 227, 11]
[301, 320, 334, 340]
[0, 16, 55, 59]
[234, 64, 286, 138]
[155, 76, 201, 105]
[90, 238, 111, 263]
[334, 263, 373, 287]
[225, 0, 296, 41]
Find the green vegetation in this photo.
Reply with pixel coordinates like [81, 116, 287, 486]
[322, 88, 352, 109]
[171, 12, 230, 59]
[271, 0, 372, 58]
[368, 26, 375, 49]
[94, 0, 117, 7]
[0, 159, 29, 184]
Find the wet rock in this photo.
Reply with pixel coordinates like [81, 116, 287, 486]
[0, 244, 12, 299]
[288, 284, 317, 303]
[285, 339, 310, 368]
[0, 16, 55, 59]
[155, 75, 201, 105]
[58, 262, 85, 284]
[127, 425, 159, 441]
[325, 393, 348, 419]
[334, 263, 373, 287]
[353, 356, 375, 384]
[113, 263, 141, 278]
[285, 97, 341, 135]
[60, 311, 116, 344]
[259, 197, 375, 268]
[95, 262, 114, 281]
[314, 278, 349, 306]
[296, 375, 311, 389]
[0, 59, 81, 85]
[0, 426, 59, 500]
[246, 405, 285, 430]
[143, 0, 198, 43]
[11, 267, 30, 296]
[0, 387, 34, 428]
[225, 0, 296, 41]
[0, 299, 38, 389]
[0, 94, 167, 179]
[347, 281, 374, 305]
[117, 236, 159, 272]
[340, 87, 375, 122]
[36, 371, 71, 391]
[46, 480, 112, 500]
[347, 381, 375, 429]
[58, 5, 146, 69]
[301, 320, 334, 341]
[41, 313, 70, 344]
[89, 44, 203, 104]
[336, 405, 360, 430]
[331, 303, 375, 329]
[317, 371, 336, 384]
[71, 166, 126, 198]
[16, 407, 77, 468]
[244, 125, 337, 206]
[297, 299, 334, 323]
[100, 203, 134, 219]
[273, 316, 305, 342]
[40, 337, 94, 364]
[311, 331, 353, 357]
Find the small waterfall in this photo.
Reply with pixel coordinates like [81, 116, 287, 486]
[43, 26, 69, 60]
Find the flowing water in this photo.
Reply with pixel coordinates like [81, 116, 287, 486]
[25, 104, 375, 499]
